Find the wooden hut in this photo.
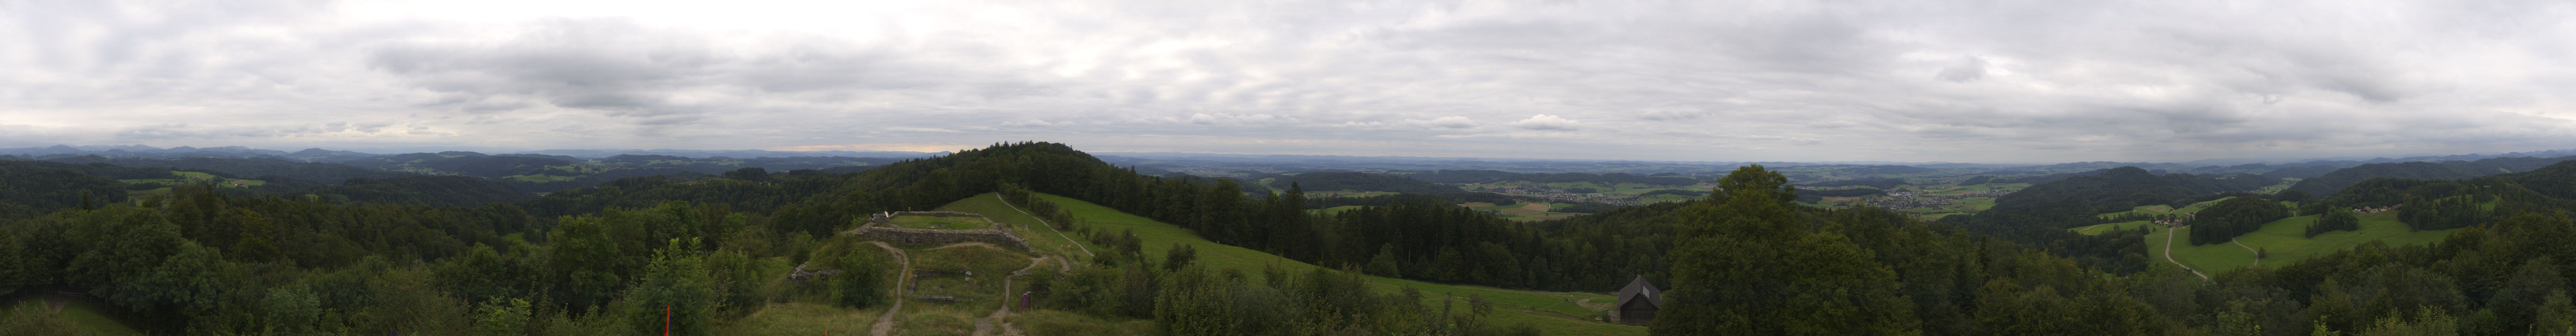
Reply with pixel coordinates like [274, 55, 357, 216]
[1613, 275, 1663, 325]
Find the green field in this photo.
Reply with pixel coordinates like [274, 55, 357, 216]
[2071, 220, 2157, 235]
[1460, 202, 1583, 221]
[933, 194, 1094, 262]
[1317, 205, 1366, 215]
[2142, 210, 2457, 275]
[887, 215, 994, 230]
[1016, 193, 1645, 335]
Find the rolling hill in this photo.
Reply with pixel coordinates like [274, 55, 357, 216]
[2289, 156, 2576, 196]
[970, 192, 1647, 336]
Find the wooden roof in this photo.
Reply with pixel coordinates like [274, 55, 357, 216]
[1615, 275, 1662, 309]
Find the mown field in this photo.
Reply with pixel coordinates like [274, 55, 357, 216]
[1460, 202, 1584, 221]
[1000, 192, 1646, 336]
[2129, 210, 2457, 275]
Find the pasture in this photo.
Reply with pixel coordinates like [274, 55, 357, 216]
[1019, 192, 1646, 336]
[2138, 210, 2458, 275]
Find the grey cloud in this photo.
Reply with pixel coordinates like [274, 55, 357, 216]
[4, 0, 2575, 161]
[1936, 57, 1986, 83]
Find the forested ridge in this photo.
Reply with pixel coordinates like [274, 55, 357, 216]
[7, 142, 2576, 335]
[2289, 155, 2576, 196]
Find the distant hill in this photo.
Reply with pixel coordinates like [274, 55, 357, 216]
[302, 175, 536, 207]
[1972, 167, 2278, 229]
[2260, 165, 2340, 179]
[2288, 155, 2576, 196]
[1258, 172, 1464, 194]
[0, 160, 130, 219]
[45, 156, 419, 183]
[1401, 169, 1699, 185]
[510, 148, 941, 158]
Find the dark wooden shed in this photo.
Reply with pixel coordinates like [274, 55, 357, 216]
[1614, 275, 1662, 325]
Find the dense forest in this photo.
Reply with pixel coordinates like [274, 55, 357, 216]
[2185, 196, 2292, 245]
[8, 142, 2576, 335]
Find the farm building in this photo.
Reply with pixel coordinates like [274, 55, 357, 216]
[1612, 275, 1663, 325]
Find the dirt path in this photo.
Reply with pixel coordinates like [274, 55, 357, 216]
[2163, 226, 2210, 280]
[972, 256, 1051, 336]
[867, 241, 912, 336]
[996, 194, 1095, 257]
[2231, 240, 2261, 267]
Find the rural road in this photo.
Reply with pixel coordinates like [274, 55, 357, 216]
[2164, 226, 2210, 280]
[2230, 240, 2260, 267]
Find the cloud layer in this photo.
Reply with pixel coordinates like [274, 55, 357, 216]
[4, 0, 2573, 161]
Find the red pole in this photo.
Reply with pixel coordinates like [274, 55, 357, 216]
[664, 305, 672, 336]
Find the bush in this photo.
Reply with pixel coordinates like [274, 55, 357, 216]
[834, 248, 889, 308]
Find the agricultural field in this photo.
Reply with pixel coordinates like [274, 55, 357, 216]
[1304, 190, 1402, 198]
[2071, 220, 2159, 235]
[2131, 210, 2457, 275]
[932, 194, 1094, 263]
[2093, 197, 2239, 219]
[1460, 181, 1715, 206]
[1012, 193, 1646, 336]
[1460, 202, 1585, 221]
[887, 215, 994, 230]
[1829, 182, 2027, 220]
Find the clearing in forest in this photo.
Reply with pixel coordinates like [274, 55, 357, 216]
[961, 192, 1646, 336]
[2138, 210, 2458, 275]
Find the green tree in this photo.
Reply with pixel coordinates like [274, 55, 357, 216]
[1366, 244, 1401, 277]
[470, 298, 532, 336]
[628, 239, 720, 336]
[2355, 308, 2458, 336]
[2535, 290, 2576, 336]
[834, 247, 889, 308]
[1652, 165, 1918, 335]
[261, 283, 324, 336]
[1164, 243, 1198, 272]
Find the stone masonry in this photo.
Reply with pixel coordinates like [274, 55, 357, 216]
[852, 211, 1031, 250]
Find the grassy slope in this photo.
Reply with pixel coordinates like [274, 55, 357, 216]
[933, 193, 1092, 262]
[2072, 220, 2156, 235]
[2139, 210, 2457, 275]
[0, 296, 145, 336]
[978, 192, 1644, 335]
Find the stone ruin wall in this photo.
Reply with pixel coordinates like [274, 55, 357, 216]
[854, 211, 1031, 250]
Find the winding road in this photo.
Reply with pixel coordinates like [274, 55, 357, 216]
[2162, 226, 2210, 280]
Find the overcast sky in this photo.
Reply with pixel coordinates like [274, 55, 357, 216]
[4, 0, 2573, 162]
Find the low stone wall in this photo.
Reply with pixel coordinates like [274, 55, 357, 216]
[854, 211, 1030, 250]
